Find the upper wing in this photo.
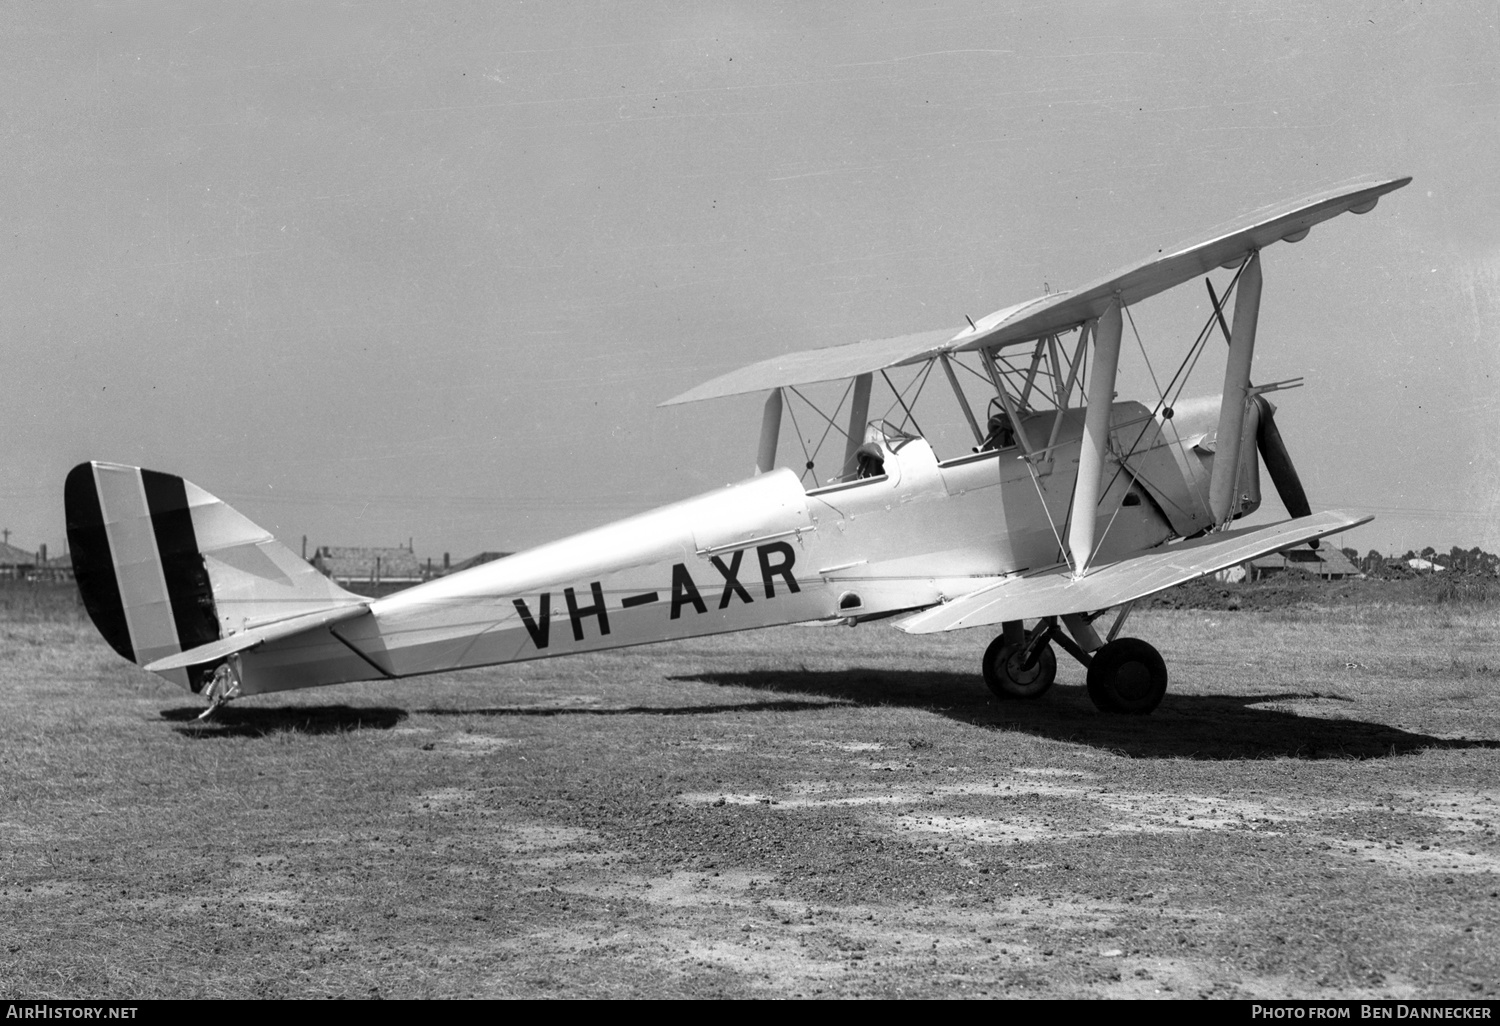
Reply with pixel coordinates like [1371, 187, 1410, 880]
[659, 327, 956, 406]
[662, 177, 1410, 406]
[949, 177, 1410, 354]
[894, 510, 1371, 634]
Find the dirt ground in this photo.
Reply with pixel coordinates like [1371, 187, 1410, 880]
[0, 587, 1497, 998]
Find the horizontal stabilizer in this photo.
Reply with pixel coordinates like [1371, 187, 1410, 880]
[144, 601, 371, 673]
[895, 510, 1371, 634]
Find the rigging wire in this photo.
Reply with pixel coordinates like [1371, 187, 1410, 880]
[1125, 305, 1164, 403]
[879, 366, 929, 440]
[808, 379, 855, 476]
[1095, 266, 1249, 530]
[905, 360, 936, 422]
[1085, 303, 1178, 566]
[1023, 456, 1074, 574]
[781, 390, 816, 487]
[952, 353, 995, 386]
[786, 381, 853, 442]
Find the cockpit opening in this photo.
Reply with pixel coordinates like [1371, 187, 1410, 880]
[976, 400, 1018, 452]
[854, 443, 886, 479]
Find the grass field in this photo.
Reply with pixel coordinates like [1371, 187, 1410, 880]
[1, 582, 1497, 998]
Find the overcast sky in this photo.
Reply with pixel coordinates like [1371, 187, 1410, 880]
[3, 1, 1496, 561]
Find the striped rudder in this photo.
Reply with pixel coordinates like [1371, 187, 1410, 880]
[65, 462, 361, 691]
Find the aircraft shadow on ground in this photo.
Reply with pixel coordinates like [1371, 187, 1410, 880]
[417, 699, 849, 718]
[160, 704, 408, 738]
[161, 699, 844, 737]
[670, 668, 1500, 761]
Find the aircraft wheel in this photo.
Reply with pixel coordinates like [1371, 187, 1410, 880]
[1086, 638, 1168, 715]
[982, 635, 1057, 700]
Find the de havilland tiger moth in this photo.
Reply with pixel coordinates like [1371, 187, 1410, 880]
[66, 176, 1410, 717]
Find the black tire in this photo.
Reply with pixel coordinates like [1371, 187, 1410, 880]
[982, 634, 1057, 700]
[1085, 637, 1168, 715]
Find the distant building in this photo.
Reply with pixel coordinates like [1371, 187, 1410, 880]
[444, 551, 512, 575]
[311, 545, 424, 587]
[0, 541, 36, 580]
[1405, 557, 1444, 572]
[0, 543, 72, 582]
[1243, 546, 1363, 581]
[38, 551, 73, 582]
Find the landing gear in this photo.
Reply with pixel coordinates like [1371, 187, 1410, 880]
[979, 614, 1168, 714]
[981, 632, 1056, 700]
[1085, 638, 1168, 715]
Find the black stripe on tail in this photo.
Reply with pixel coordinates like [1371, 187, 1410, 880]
[140, 469, 220, 652]
[64, 463, 134, 662]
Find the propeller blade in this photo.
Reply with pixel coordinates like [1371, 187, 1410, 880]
[1254, 394, 1317, 548]
[1210, 279, 1317, 548]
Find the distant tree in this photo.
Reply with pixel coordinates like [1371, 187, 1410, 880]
[1449, 546, 1469, 572]
[1363, 549, 1384, 573]
[1421, 546, 1437, 562]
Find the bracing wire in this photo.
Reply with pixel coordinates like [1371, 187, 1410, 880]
[785, 379, 856, 485]
[809, 383, 854, 474]
[1024, 457, 1074, 574]
[786, 381, 853, 442]
[1082, 265, 1252, 560]
[880, 368, 928, 440]
[782, 391, 816, 487]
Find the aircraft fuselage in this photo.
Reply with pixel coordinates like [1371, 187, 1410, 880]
[230, 397, 1247, 695]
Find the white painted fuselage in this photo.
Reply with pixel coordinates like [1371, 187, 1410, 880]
[231, 397, 1248, 695]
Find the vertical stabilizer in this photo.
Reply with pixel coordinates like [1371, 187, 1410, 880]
[65, 462, 364, 690]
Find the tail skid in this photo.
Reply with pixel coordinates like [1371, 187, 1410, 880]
[65, 461, 365, 692]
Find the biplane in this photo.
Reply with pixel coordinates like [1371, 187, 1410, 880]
[66, 176, 1409, 716]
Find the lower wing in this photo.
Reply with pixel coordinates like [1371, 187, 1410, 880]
[896, 509, 1370, 634]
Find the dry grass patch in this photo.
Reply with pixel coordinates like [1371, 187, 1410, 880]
[0, 589, 1497, 998]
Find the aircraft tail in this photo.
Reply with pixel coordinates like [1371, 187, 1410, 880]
[64, 461, 365, 691]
